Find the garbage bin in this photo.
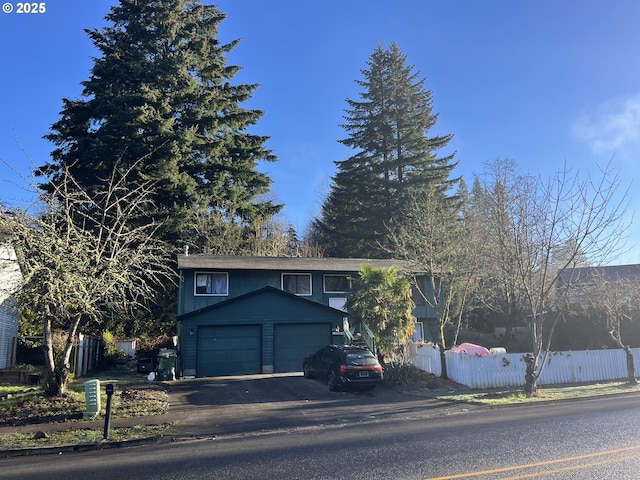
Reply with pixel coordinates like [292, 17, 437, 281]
[156, 349, 177, 381]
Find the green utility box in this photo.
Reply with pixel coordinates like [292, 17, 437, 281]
[83, 379, 101, 419]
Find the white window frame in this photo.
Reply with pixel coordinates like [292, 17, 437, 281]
[194, 271, 229, 296]
[281, 273, 312, 296]
[323, 274, 351, 293]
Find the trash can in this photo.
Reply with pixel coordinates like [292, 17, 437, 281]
[156, 349, 177, 381]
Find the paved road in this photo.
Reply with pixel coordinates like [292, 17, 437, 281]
[3, 393, 640, 479]
[166, 373, 462, 438]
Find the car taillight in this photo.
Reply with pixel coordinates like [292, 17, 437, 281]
[340, 364, 382, 373]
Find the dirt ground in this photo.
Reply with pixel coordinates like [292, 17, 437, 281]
[392, 369, 471, 395]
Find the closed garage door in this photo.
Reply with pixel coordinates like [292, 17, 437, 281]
[197, 325, 261, 376]
[273, 323, 332, 373]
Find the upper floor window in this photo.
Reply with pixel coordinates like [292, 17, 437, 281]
[195, 272, 228, 296]
[282, 273, 312, 295]
[323, 274, 351, 293]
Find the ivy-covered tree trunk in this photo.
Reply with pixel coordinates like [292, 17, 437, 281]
[524, 354, 538, 397]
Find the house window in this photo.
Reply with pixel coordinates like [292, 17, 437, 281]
[329, 298, 347, 312]
[323, 274, 351, 293]
[195, 272, 228, 296]
[282, 273, 312, 295]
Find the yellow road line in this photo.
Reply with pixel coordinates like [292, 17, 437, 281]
[502, 453, 639, 479]
[426, 444, 640, 479]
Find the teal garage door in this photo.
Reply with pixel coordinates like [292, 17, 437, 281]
[273, 323, 332, 373]
[197, 325, 261, 376]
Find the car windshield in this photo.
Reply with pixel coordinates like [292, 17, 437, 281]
[345, 353, 378, 366]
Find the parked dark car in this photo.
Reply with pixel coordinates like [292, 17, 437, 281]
[136, 357, 155, 374]
[303, 345, 383, 391]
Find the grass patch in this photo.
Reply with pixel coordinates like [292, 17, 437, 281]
[0, 424, 173, 450]
[0, 386, 41, 409]
[0, 371, 168, 427]
[0, 370, 171, 449]
[437, 381, 640, 405]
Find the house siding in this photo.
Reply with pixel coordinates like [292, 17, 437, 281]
[0, 298, 18, 369]
[0, 244, 22, 369]
[178, 287, 344, 377]
[179, 269, 357, 315]
[176, 255, 439, 377]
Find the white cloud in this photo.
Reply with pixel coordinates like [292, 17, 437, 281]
[572, 93, 640, 154]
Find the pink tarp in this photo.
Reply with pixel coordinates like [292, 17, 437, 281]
[453, 342, 490, 356]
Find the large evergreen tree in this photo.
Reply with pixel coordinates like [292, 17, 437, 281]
[40, 0, 279, 249]
[313, 42, 457, 257]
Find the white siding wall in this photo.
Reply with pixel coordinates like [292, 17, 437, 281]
[0, 244, 21, 369]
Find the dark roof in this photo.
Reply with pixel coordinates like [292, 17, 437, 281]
[559, 264, 640, 286]
[177, 255, 420, 273]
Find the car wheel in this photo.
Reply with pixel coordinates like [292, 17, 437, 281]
[327, 372, 338, 392]
[303, 364, 313, 379]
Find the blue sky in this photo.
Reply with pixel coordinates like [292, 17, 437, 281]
[2, 1, 640, 263]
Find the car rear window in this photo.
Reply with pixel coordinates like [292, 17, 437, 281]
[345, 353, 378, 366]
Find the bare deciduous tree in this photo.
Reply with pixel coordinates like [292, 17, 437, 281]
[388, 185, 479, 378]
[474, 159, 629, 396]
[1, 161, 176, 396]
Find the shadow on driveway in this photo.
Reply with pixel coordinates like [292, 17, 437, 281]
[165, 373, 462, 438]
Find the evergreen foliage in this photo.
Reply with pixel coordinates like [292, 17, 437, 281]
[314, 42, 457, 257]
[345, 264, 415, 361]
[40, 0, 280, 250]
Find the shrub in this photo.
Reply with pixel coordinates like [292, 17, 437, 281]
[383, 360, 424, 386]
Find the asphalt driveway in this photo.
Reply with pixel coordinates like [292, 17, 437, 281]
[166, 373, 462, 439]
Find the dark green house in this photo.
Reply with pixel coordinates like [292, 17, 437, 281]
[177, 255, 438, 377]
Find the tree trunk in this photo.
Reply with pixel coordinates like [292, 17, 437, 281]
[439, 342, 448, 380]
[43, 315, 82, 397]
[42, 317, 60, 396]
[623, 346, 637, 385]
[438, 321, 448, 380]
[524, 354, 538, 397]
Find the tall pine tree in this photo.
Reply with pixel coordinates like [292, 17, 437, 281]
[314, 42, 457, 258]
[40, 0, 279, 250]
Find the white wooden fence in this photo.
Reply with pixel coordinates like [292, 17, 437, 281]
[408, 342, 640, 389]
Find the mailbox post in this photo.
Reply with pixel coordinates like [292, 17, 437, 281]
[103, 383, 115, 440]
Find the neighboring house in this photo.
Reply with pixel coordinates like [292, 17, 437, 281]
[558, 264, 640, 302]
[177, 255, 438, 377]
[0, 240, 22, 370]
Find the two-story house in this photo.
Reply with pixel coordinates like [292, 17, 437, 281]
[176, 255, 438, 377]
